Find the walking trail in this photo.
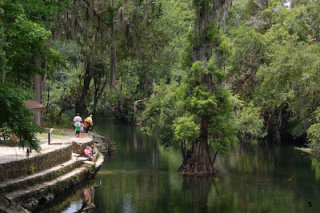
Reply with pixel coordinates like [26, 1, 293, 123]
[0, 129, 92, 164]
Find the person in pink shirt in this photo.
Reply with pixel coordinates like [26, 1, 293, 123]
[84, 146, 95, 161]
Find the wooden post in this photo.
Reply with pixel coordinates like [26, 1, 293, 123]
[48, 128, 53, 145]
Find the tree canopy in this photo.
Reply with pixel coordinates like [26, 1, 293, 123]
[1, 0, 320, 168]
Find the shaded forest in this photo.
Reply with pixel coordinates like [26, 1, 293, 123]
[1, 0, 320, 172]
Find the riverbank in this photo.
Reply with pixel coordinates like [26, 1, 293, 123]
[0, 129, 114, 212]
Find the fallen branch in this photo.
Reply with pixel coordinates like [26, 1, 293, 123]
[133, 98, 149, 116]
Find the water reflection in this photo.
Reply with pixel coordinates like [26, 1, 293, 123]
[182, 176, 214, 213]
[311, 157, 320, 180]
[93, 118, 320, 213]
[34, 181, 98, 213]
[74, 187, 95, 212]
[39, 117, 320, 213]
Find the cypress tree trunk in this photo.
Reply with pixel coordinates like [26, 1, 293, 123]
[179, 0, 232, 175]
[33, 57, 45, 126]
[1, 54, 5, 84]
[109, 29, 117, 91]
[109, 0, 117, 91]
[76, 58, 92, 115]
[1, 24, 6, 84]
[180, 116, 215, 175]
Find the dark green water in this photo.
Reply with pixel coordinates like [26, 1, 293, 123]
[57, 118, 320, 213]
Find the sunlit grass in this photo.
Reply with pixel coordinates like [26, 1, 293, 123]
[36, 128, 70, 140]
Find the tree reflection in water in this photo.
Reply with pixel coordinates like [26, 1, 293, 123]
[42, 119, 320, 213]
[182, 175, 213, 213]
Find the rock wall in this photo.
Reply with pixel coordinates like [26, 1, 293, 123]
[16, 156, 103, 211]
[92, 134, 116, 155]
[0, 195, 29, 213]
[72, 141, 94, 155]
[0, 145, 72, 181]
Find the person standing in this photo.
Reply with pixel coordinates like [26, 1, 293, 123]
[75, 122, 81, 137]
[73, 113, 82, 129]
[80, 121, 84, 138]
[84, 115, 94, 135]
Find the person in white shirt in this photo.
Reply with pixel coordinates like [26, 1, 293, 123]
[73, 113, 82, 129]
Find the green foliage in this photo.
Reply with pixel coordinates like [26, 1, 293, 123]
[43, 0, 193, 121]
[139, 82, 183, 129]
[43, 63, 82, 124]
[307, 108, 320, 149]
[231, 95, 266, 143]
[306, 1, 320, 41]
[181, 31, 196, 69]
[245, 0, 260, 17]
[3, 0, 320, 151]
[256, 41, 320, 137]
[0, 0, 68, 85]
[0, 5, 50, 83]
[192, 0, 212, 7]
[188, 85, 217, 116]
[205, 21, 221, 45]
[19, 0, 70, 23]
[0, 0, 67, 150]
[230, 25, 266, 76]
[225, 0, 320, 145]
[0, 84, 41, 151]
[139, 57, 236, 152]
[173, 113, 199, 142]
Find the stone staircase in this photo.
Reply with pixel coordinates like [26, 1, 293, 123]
[0, 139, 104, 212]
[0, 156, 83, 194]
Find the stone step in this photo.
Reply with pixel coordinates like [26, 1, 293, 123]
[5, 153, 103, 202]
[0, 156, 83, 194]
[0, 144, 74, 182]
[95, 153, 104, 168]
[5, 166, 88, 202]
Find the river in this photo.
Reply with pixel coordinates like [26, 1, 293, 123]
[39, 117, 320, 213]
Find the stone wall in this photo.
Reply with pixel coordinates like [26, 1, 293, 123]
[72, 141, 94, 155]
[92, 134, 116, 155]
[1, 160, 83, 194]
[0, 195, 29, 213]
[14, 168, 91, 203]
[16, 157, 103, 211]
[0, 145, 72, 181]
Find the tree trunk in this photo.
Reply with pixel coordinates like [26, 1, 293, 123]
[46, 86, 50, 117]
[1, 51, 5, 84]
[212, 150, 219, 167]
[93, 91, 99, 116]
[133, 98, 148, 119]
[92, 65, 108, 116]
[33, 74, 44, 103]
[109, 0, 116, 91]
[109, 33, 116, 91]
[33, 74, 44, 126]
[76, 58, 92, 115]
[33, 57, 45, 126]
[0, 26, 6, 84]
[179, 116, 216, 175]
[1, 59, 5, 84]
[92, 78, 108, 116]
[179, 0, 232, 175]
